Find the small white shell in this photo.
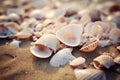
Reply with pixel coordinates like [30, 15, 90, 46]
[69, 57, 86, 69]
[7, 13, 20, 21]
[114, 55, 120, 64]
[80, 38, 99, 52]
[50, 48, 75, 67]
[93, 54, 115, 69]
[35, 34, 60, 52]
[74, 69, 106, 80]
[56, 24, 83, 47]
[10, 39, 21, 48]
[6, 8, 24, 15]
[109, 28, 120, 44]
[98, 40, 111, 47]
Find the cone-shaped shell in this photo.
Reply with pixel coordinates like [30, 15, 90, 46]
[69, 57, 86, 69]
[80, 38, 99, 52]
[50, 48, 75, 67]
[74, 69, 106, 80]
[93, 55, 115, 69]
[56, 24, 83, 47]
[35, 34, 60, 52]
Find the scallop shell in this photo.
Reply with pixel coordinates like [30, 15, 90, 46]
[98, 40, 111, 47]
[69, 57, 86, 69]
[74, 69, 106, 80]
[56, 24, 83, 47]
[109, 28, 120, 43]
[114, 55, 120, 64]
[50, 48, 76, 67]
[80, 38, 99, 52]
[93, 54, 115, 69]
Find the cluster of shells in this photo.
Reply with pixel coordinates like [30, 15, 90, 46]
[0, 0, 120, 80]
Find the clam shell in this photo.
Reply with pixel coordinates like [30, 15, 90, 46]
[74, 69, 106, 80]
[84, 23, 103, 39]
[114, 55, 120, 64]
[50, 48, 76, 67]
[93, 54, 115, 69]
[69, 57, 86, 69]
[30, 45, 52, 58]
[80, 38, 99, 52]
[109, 28, 120, 43]
[35, 34, 60, 52]
[56, 24, 83, 47]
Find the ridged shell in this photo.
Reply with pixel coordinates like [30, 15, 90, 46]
[50, 48, 75, 67]
[56, 24, 83, 47]
[69, 57, 86, 69]
[74, 69, 106, 80]
[35, 34, 60, 52]
[80, 38, 99, 52]
[93, 54, 115, 69]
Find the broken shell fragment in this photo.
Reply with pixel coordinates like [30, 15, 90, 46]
[56, 24, 83, 47]
[30, 34, 60, 58]
[74, 69, 106, 80]
[114, 55, 120, 64]
[117, 46, 120, 51]
[10, 39, 21, 48]
[98, 40, 111, 47]
[50, 48, 75, 67]
[93, 54, 115, 69]
[80, 38, 99, 52]
[69, 57, 86, 69]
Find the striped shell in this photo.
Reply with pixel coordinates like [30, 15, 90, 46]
[80, 38, 99, 52]
[69, 57, 86, 69]
[93, 54, 115, 69]
[50, 48, 75, 67]
[74, 69, 106, 80]
[56, 24, 83, 47]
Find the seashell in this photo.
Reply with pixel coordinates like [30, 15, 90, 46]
[35, 34, 60, 52]
[30, 34, 60, 58]
[74, 69, 106, 80]
[93, 54, 115, 69]
[109, 28, 120, 44]
[84, 22, 103, 39]
[80, 38, 99, 52]
[98, 40, 111, 47]
[69, 57, 86, 69]
[29, 9, 44, 20]
[117, 46, 120, 51]
[50, 48, 76, 67]
[35, 23, 43, 32]
[14, 28, 33, 39]
[56, 24, 83, 47]
[10, 39, 21, 48]
[114, 55, 120, 64]
[7, 13, 20, 21]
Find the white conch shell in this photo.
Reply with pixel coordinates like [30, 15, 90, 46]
[74, 69, 106, 80]
[114, 55, 120, 64]
[35, 34, 60, 52]
[50, 48, 76, 67]
[93, 54, 115, 69]
[69, 57, 86, 69]
[84, 22, 103, 39]
[109, 28, 120, 43]
[80, 38, 99, 52]
[56, 24, 83, 47]
[98, 40, 111, 47]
